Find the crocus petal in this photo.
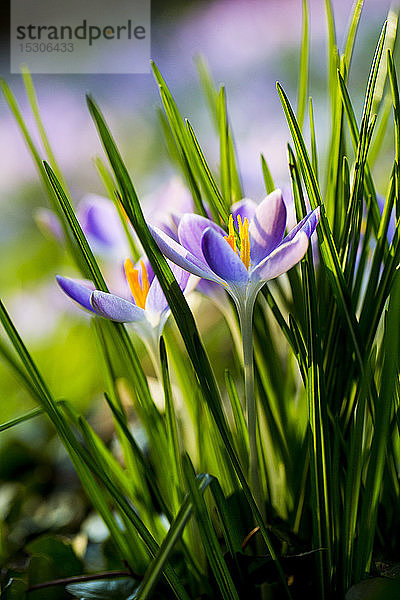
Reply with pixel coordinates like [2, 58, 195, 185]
[283, 206, 320, 244]
[252, 231, 309, 281]
[249, 189, 287, 263]
[145, 278, 168, 314]
[231, 198, 258, 224]
[201, 227, 249, 284]
[79, 195, 124, 248]
[150, 225, 221, 282]
[178, 214, 226, 266]
[56, 276, 96, 313]
[90, 291, 145, 322]
[134, 256, 155, 288]
[145, 261, 191, 313]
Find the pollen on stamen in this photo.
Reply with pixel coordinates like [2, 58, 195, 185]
[226, 214, 250, 269]
[240, 217, 250, 270]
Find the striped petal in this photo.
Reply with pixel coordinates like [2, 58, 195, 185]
[178, 214, 226, 266]
[231, 198, 258, 224]
[150, 225, 221, 282]
[201, 227, 249, 284]
[251, 231, 309, 282]
[283, 206, 320, 244]
[249, 189, 287, 264]
[56, 276, 95, 313]
[90, 291, 145, 322]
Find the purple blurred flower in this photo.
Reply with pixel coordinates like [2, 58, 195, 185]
[36, 194, 129, 259]
[150, 189, 319, 311]
[56, 256, 190, 339]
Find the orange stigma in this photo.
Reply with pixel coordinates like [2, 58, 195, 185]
[224, 214, 251, 270]
[124, 258, 150, 309]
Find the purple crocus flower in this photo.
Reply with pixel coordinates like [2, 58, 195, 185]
[150, 189, 320, 313]
[36, 194, 129, 259]
[56, 256, 190, 341]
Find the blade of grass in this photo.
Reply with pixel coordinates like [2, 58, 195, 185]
[134, 476, 212, 600]
[21, 66, 67, 191]
[297, 0, 309, 130]
[184, 461, 240, 600]
[277, 81, 365, 371]
[260, 154, 275, 194]
[354, 274, 400, 578]
[343, 0, 365, 77]
[0, 407, 43, 433]
[160, 336, 184, 511]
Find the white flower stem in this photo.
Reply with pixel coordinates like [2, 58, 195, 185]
[237, 295, 262, 514]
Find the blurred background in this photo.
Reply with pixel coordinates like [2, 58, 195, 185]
[0, 0, 395, 572]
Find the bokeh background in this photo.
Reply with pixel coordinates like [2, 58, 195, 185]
[0, 0, 395, 570]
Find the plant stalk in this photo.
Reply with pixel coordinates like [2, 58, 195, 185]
[238, 296, 262, 515]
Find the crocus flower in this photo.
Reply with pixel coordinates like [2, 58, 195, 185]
[150, 189, 320, 314]
[56, 256, 190, 343]
[35, 194, 129, 259]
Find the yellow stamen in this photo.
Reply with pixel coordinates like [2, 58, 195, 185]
[224, 214, 237, 253]
[124, 258, 149, 309]
[224, 213, 251, 270]
[240, 217, 250, 270]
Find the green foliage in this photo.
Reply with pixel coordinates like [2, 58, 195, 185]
[1, 4, 400, 599]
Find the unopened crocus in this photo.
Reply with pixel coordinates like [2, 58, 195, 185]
[150, 188, 319, 506]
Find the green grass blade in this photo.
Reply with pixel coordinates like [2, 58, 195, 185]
[355, 275, 400, 578]
[43, 161, 107, 290]
[151, 62, 210, 219]
[0, 407, 43, 433]
[185, 119, 230, 221]
[134, 477, 211, 600]
[160, 336, 184, 510]
[94, 156, 140, 262]
[324, 0, 339, 113]
[195, 55, 218, 128]
[309, 97, 319, 183]
[21, 66, 67, 191]
[225, 369, 249, 471]
[218, 87, 232, 206]
[0, 78, 52, 197]
[260, 154, 275, 194]
[343, 0, 365, 77]
[184, 460, 240, 600]
[104, 393, 174, 525]
[297, 0, 309, 130]
[337, 69, 382, 239]
[277, 81, 365, 370]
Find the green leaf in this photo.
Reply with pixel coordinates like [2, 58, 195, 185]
[0, 407, 43, 433]
[277, 81, 365, 372]
[184, 461, 240, 600]
[297, 0, 309, 130]
[260, 154, 275, 194]
[355, 274, 400, 578]
[134, 476, 211, 600]
[343, 0, 364, 76]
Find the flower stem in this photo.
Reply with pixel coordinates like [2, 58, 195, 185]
[238, 297, 262, 514]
